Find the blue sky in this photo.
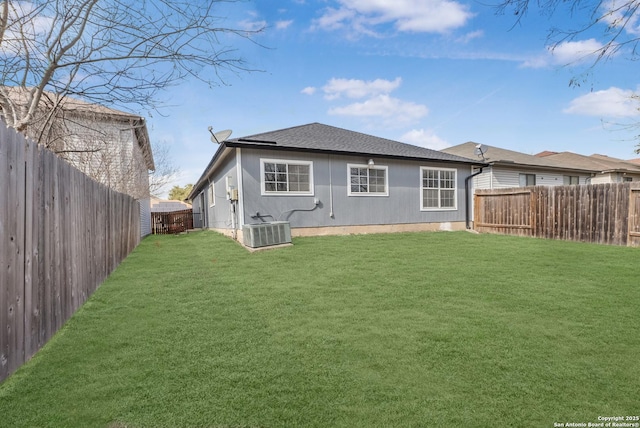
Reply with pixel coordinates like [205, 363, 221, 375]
[148, 0, 640, 197]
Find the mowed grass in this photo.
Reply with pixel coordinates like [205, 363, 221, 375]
[1, 231, 639, 427]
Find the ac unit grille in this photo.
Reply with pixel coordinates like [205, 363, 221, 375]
[243, 221, 292, 248]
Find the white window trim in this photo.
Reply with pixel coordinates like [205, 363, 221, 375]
[208, 183, 215, 207]
[260, 158, 314, 196]
[420, 166, 458, 211]
[519, 173, 536, 187]
[347, 163, 389, 197]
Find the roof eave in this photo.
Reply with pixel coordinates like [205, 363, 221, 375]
[490, 160, 597, 174]
[188, 143, 233, 200]
[224, 141, 487, 167]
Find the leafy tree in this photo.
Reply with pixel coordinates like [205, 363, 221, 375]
[168, 184, 193, 202]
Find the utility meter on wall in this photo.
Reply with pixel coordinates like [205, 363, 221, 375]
[225, 176, 237, 201]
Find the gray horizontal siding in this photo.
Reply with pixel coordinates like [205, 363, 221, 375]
[192, 151, 238, 229]
[487, 168, 591, 189]
[239, 148, 471, 228]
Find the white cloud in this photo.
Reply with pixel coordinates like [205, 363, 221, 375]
[322, 77, 402, 100]
[301, 86, 317, 95]
[276, 20, 293, 30]
[522, 39, 607, 68]
[0, 3, 55, 56]
[312, 7, 357, 32]
[520, 55, 549, 69]
[400, 129, 450, 150]
[310, 76, 428, 126]
[328, 94, 428, 125]
[456, 30, 483, 44]
[601, 0, 640, 35]
[564, 87, 640, 118]
[239, 19, 267, 32]
[312, 0, 473, 35]
[551, 39, 606, 64]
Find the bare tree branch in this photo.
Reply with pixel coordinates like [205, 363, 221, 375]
[494, 0, 640, 66]
[0, 0, 263, 198]
[148, 140, 180, 197]
[492, 0, 640, 150]
[0, 0, 264, 133]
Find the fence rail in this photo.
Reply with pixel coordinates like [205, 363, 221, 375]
[474, 183, 640, 246]
[1, 123, 140, 383]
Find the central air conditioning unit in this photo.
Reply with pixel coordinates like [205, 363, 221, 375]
[243, 221, 292, 248]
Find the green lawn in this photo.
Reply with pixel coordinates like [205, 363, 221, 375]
[1, 231, 639, 427]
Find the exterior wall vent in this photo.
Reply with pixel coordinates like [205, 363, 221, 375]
[242, 221, 292, 248]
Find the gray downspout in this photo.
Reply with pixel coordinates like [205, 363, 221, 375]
[465, 167, 484, 229]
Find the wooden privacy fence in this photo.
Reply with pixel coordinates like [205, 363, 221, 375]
[151, 209, 193, 234]
[1, 124, 140, 383]
[474, 183, 640, 246]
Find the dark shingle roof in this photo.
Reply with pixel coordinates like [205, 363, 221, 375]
[190, 123, 484, 199]
[226, 123, 481, 165]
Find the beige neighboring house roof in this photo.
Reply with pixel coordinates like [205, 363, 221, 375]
[1, 86, 137, 118]
[442, 142, 593, 173]
[150, 197, 192, 213]
[628, 158, 640, 165]
[0, 87, 155, 170]
[536, 151, 640, 175]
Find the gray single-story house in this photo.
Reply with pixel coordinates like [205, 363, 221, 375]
[188, 123, 485, 244]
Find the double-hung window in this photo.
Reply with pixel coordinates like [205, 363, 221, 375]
[261, 159, 313, 195]
[348, 164, 388, 196]
[421, 167, 456, 210]
[519, 173, 536, 187]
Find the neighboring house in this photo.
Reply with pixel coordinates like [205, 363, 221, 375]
[150, 197, 192, 212]
[149, 198, 193, 235]
[188, 122, 485, 241]
[442, 142, 594, 189]
[0, 88, 155, 237]
[536, 152, 640, 183]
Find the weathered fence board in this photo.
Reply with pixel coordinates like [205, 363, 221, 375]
[1, 122, 141, 383]
[151, 209, 193, 234]
[474, 183, 640, 246]
[629, 188, 640, 247]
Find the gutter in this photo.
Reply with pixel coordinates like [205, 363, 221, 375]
[223, 140, 485, 168]
[465, 167, 484, 230]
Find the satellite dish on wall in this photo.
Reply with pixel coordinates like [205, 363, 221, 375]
[474, 144, 488, 160]
[208, 126, 233, 144]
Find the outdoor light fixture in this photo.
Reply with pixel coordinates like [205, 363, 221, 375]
[368, 158, 375, 167]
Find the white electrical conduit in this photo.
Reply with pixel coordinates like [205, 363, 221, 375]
[329, 155, 334, 218]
